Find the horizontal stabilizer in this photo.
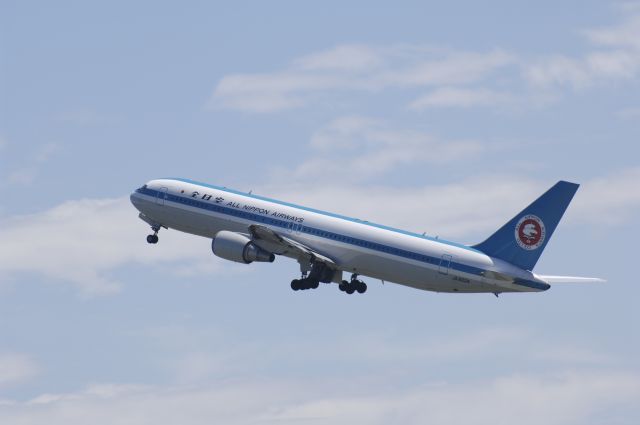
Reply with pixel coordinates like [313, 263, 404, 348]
[537, 275, 606, 284]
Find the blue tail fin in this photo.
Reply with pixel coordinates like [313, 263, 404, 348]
[473, 181, 579, 271]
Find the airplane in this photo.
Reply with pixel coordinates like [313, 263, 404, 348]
[130, 178, 603, 295]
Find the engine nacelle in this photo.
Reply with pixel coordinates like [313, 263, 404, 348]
[212, 231, 275, 264]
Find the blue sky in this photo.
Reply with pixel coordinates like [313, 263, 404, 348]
[1, 1, 639, 423]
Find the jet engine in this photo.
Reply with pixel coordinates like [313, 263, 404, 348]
[212, 231, 275, 264]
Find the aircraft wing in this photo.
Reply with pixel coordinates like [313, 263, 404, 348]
[248, 224, 338, 267]
[537, 275, 606, 284]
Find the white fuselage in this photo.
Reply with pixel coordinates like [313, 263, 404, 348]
[130, 178, 550, 293]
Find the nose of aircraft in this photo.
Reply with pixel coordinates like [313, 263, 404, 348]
[130, 191, 140, 209]
[130, 183, 148, 211]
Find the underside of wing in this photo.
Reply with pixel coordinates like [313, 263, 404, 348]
[537, 275, 606, 284]
[248, 224, 338, 267]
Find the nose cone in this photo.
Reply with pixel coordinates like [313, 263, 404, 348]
[130, 183, 150, 212]
[130, 191, 142, 211]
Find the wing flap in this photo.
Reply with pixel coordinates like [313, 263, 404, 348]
[248, 224, 337, 267]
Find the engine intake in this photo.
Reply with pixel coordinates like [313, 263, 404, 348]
[212, 231, 275, 264]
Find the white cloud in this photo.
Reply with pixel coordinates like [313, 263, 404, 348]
[0, 371, 637, 425]
[0, 353, 38, 388]
[212, 72, 343, 112]
[272, 116, 488, 184]
[132, 324, 615, 390]
[0, 197, 224, 295]
[409, 87, 511, 109]
[570, 167, 640, 226]
[526, 50, 640, 89]
[525, 55, 593, 88]
[210, 46, 515, 112]
[585, 14, 640, 50]
[212, 13, 640, 112]
[525, 13, 640, 89]
[375, 49, 514, 88]
[293, 44, 384, 71]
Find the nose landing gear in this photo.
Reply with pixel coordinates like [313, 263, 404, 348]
[138, 213, 164, 245]
[146, 223, 161, 244]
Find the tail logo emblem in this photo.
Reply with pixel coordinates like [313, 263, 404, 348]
[515, 215, 545, 250]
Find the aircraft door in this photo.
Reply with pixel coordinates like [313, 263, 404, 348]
[287, 221, 302, 235]
[438, 254, 452, 275]
[156, 187, 168, 205]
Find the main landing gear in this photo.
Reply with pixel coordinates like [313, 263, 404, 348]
[292, 262, 366, 293]
[290, 276, 320, 291]
[289, 261, 369, 295]
[291, 270, 368, 294]
[339, 274, 367, 294]
[146, 224, 161, 244]
[291, 261, 329, 291]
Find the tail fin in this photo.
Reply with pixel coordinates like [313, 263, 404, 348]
[473, 181, 579, 271]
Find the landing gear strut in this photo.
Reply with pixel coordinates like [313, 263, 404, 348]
[339, 274, 367, 294]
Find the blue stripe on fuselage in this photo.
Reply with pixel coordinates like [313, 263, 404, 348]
[136, 185, 549, 291]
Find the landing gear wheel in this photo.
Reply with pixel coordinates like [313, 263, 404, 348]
[291, 279, 300, 291]
[146, 234, 159, 244]
[356, 282, 367, 294]
[339, 281, 348, 292]
[310, 279, 319, 289]
[339, 275, 367, 294]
